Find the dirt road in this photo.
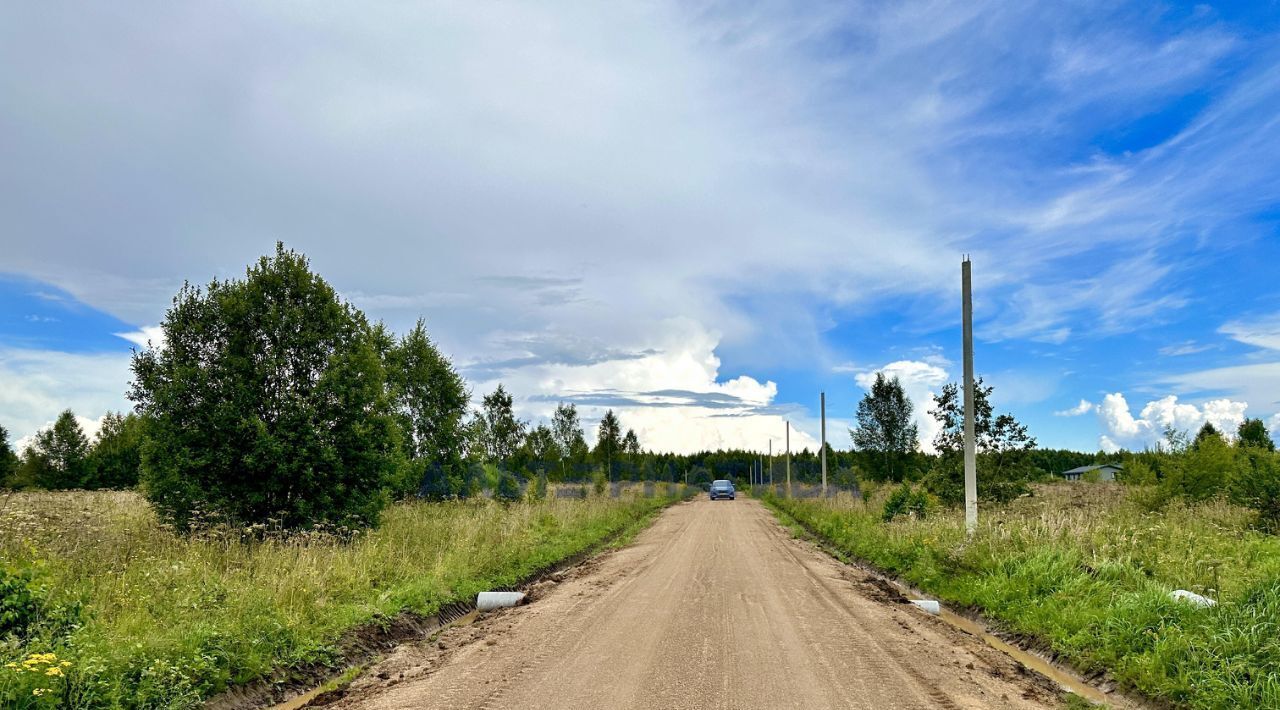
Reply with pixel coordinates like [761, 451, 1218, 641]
[330, 498, 1065, 709]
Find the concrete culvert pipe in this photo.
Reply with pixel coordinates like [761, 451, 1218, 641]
[1169, 589, 1216, 607]
[909, 599, 941, 615]
[477, 591, 527, 611]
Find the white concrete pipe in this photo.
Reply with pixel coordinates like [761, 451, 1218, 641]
[909, 599, 941, 615]
[477, 591, 527, 611]
[1169, 589, 1216, 607]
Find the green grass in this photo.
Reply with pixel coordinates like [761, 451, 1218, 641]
[0, 487, 684, 708]
[763, 483, 1280, 709]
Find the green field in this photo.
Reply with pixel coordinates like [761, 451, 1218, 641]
[0, 488, 682, 708]
[763, 483, 1280, 709]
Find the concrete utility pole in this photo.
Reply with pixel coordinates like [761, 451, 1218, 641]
[785, 421, 791, 496]
[768, 440, 773, 485]
[820, 392, 828, 495]
[962, 257, 978, 535]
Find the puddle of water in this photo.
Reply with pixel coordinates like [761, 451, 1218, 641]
[272, 684, 328, 710]
[937, 608, 1111, 706]
[852, 567, 1118, 706]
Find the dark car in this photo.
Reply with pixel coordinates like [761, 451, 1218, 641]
[709, 479, 735, 500]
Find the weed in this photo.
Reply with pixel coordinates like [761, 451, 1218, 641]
[764, 485, 1280, 709]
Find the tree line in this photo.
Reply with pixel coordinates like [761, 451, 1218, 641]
[0, 246, 811, 531]
[849, 372, 1280, 528]
[14, 244, 1271, 532]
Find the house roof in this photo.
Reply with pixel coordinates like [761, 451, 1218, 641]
[1063, 463, 1124, 474]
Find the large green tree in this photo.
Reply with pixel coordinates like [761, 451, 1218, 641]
[851, 373, 918, 482]
[130, 244, 402, 530]
[472, 384, 526, 467]
[595, 410, 622, 480]
[386, 319, 468, 496]
[84, 412, 145, 489]
[1193, 422, 1222, 450]
[1237, 418, 1275, 452]
[523, 424, 561, 473]
[552, 402, 588, 479]
[621, 428, 643, 481]
[927, 378, 1037, 503]
[25, 410, 91, 489]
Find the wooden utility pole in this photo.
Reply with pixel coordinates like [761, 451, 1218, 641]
[768, 440, 773, 485]
[963, 257, 978, 535]
[820, 392, 828, 495]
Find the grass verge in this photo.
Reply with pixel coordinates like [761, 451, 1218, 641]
[0, 487, 688, 708]
[760, 484, 1280, 709]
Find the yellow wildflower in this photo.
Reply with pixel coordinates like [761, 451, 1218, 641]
[46, 666, 63, 676]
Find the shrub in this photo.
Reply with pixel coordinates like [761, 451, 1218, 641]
[1231, 449, 1280, 531]
[1162, 434, 1234, 502]
[530, 471, 548, 501]
[882, 483, 929, 522]
[592, 470, 607, 497]
[1123, 459, 1157, 485]
[129, 244, 402, 530]
[495, 471, 522, 502]
[418, 462, 454, 501]
[0, 568, 39, 640]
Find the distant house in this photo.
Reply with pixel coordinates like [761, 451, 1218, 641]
[1062, 463, 1123, 482]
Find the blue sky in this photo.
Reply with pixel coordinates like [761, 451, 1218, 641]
[3, 1, 1280, 454]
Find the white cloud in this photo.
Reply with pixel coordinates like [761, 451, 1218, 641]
[1221, 315, 1280, 351]
[0, 348, 134, 449]
[853, 359, 949, 453]
[1095, 392, 1247, 453]
[1162, 362, 1280, 412]
[1159, 341, 1214, 357]
[1054, 399, 1094, 417]
[114, 325, 165, 350]
[464, 318, 815, 454]
[2, 2, 1278, 454]
[15, 413, 111, 455]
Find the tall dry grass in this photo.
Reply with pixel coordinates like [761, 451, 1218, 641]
[766, 483, 1280, 709]
[0, 488, 677, 708]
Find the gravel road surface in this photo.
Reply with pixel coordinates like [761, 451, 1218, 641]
[329, 497, 1065, 709]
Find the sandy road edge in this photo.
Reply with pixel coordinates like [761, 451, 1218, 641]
[758, 494, 1160, 710]
[204, 493, 694, 710]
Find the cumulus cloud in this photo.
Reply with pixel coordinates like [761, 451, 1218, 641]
[853, 360, 949, 453]
[1054, 399, 1094, 417]
[464, 318, 816, 454]
[1096, 392, 1248, 453]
